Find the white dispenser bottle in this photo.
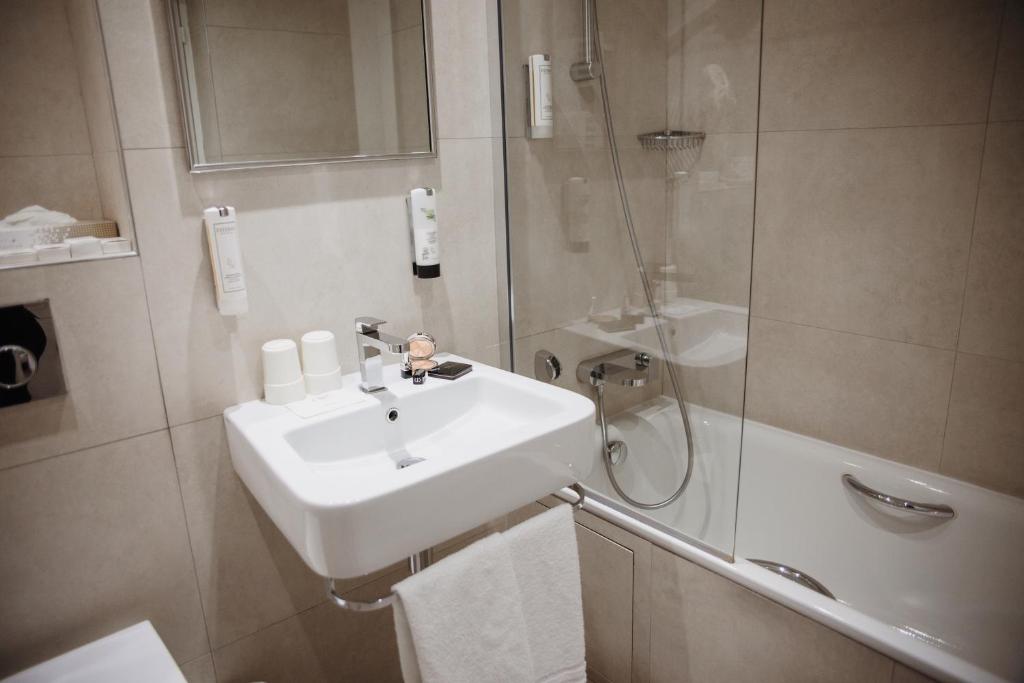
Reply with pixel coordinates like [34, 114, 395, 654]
[408, 188, 440, 279]
[203, 206, 248, 315]
[527, 53, 553, 139]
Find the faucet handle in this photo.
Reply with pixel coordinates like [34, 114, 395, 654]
[355, 316, 386, 333]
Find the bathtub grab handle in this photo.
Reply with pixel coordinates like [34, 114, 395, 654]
[842, 474, 955, 519]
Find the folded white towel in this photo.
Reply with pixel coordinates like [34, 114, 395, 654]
[0, 205, 76, 229]
[392, 505, 586, 683]
[504, 505, 586, 683]
[393, 533, 535, 683]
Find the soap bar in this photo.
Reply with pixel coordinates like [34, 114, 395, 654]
[65, 236, 103, 259]
[100, 236, 131, 254]
[0, 248, 37, 266]
[34, 243, 71, 262]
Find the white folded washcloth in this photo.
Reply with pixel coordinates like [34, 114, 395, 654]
[392, 505, 586, 683]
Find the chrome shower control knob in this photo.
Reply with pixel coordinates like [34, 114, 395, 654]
[535, 349, 561, 382]
[0, 344, 38, 390]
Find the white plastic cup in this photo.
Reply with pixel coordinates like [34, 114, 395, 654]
[262, 339, 306, 404]
[301, 330, 342, 394]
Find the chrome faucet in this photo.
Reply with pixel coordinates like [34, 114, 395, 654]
[355, 317, 410, 393]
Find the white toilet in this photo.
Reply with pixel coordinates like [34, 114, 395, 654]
[2, 622, 185, 683]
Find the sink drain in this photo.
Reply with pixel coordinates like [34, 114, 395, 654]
[385, 408, 399, 423]
[397, 456, 425, 469]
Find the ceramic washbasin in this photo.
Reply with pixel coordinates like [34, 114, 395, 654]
[224, 354, 596, 579]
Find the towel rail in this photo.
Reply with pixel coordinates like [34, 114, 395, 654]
[325, 484, 585, 612]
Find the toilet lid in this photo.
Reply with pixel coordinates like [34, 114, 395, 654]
[2, 621, 186, 683]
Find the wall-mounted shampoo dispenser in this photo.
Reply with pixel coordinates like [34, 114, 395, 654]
[407, 188, 440, 279]
[203, 206, 248, 315]
[526, 54, 553, 139]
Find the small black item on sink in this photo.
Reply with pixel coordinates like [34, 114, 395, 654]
[427, 361, 473, 380]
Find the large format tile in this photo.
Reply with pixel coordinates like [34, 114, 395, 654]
[170, 416, 326, 648]
[892, 663, 938, 683]
[211, 573, 405, 683]
[0, 154, 101, 220]
[989, 0, 1024, 122]
[752, 126, 983, 348]
[203, 0, 349, 34]
[958, 122, 1024, 362]
[666, 0, 762, 134]
[126, 140, 499, 425]
[0, 257, 167, 470]
[941, 353, 1024, 499]
[760, 0, 1003, 130]
[578, 525, 634, 683]
[430, 0, 501, 139]
[745, 318, 955, 470]
[180, 655, 217, 683]
[0, 0, 92, 157]
[98, 0, 184, 149]
[669, 132, 756, 308]
[207, 26, 358, 157]
[649, 546, 892, 683]
[0, 431, 209, 675]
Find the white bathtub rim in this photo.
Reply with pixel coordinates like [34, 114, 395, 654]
[556, 489, 1009, 683]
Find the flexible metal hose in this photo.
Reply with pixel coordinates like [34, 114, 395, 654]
[590, 4, 694, 510]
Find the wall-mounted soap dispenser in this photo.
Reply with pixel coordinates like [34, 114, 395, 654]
[203, 206, 248, 315]
[526, 54, 553, 139]
[407, 188, 440, 279]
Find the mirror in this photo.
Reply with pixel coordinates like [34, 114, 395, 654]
[168, 0, 436, 172]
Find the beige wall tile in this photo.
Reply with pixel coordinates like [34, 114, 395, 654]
[391, 0, 423, 32]
[430, 0, 501, 139]
[0, 257, 167, 469]
[126, 140, 498, 425]
[0, 0, 92, 157]
[170, 416, 326, 648]
[0, 431, 209, 675]
[211, 573, 405, 683]
[98, 0, 184, 149]
[958, 122, 1024, 362]
[66, 0, 120, 155]
[649, 546, 892, 683]
[745, 317, 955, 470]
[392, 24, 431, 151]
[892, 663, 938, 683]
[760, 0, 1003, 130]
[669, 132, 756, 308]
[941, 353, 1024, 498]
[0, 155, 101, 220]
[204, 0, 349, 34]
[578, 525, 634, 683]
[752, 126, 983, 348]
[667, 0, 762, 134]
[207, 26, 358, 157]
[92, 150, 134, 233]
[989, 0, 1024, 122]
[180, 654, 217, 683]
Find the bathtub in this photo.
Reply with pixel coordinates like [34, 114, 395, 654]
[563, 397, 1024, 683]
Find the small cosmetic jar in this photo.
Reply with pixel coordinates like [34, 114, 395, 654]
[403, 332, 437, 377]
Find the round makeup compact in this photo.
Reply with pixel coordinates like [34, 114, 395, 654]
[403, 333, 437, 377]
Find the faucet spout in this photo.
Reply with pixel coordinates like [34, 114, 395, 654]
[355, 317, 410, 393]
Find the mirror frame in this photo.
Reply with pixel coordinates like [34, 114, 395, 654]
[165, 0, 438, 173]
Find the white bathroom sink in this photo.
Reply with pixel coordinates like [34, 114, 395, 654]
[224, 354, 595, 579]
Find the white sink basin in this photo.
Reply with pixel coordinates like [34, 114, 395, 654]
[224, 355, 595, 579]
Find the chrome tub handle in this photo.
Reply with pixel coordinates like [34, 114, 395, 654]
[843, 474, 955, 519]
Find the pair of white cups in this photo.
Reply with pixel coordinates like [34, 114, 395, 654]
[262, 330, 342, 405]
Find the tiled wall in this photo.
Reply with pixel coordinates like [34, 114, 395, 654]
[745, 0, 1024, 499]
[0, 0, 127, 226]
[0, 0, 504, 679]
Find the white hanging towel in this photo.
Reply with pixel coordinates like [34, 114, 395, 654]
[392, 505, 586, 683]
